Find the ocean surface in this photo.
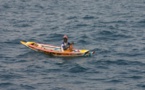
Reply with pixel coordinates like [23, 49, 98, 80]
[1, 0, 145, 90]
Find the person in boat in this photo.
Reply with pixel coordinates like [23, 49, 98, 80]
[61, 35, 74, 52]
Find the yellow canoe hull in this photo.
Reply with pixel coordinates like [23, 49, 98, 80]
[20, 41, 94, 57]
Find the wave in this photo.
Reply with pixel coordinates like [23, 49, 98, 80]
[68, 64, 88, 73]
[89, 59, 145, 66]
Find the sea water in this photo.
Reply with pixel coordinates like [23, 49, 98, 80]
[1, 0, 145, 90]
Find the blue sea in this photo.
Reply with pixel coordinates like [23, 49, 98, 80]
[1, 0, 145, 90]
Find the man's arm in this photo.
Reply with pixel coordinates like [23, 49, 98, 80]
[61, 44, 64, 52]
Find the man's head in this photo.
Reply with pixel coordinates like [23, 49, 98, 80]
[63, 35, 68, 42]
